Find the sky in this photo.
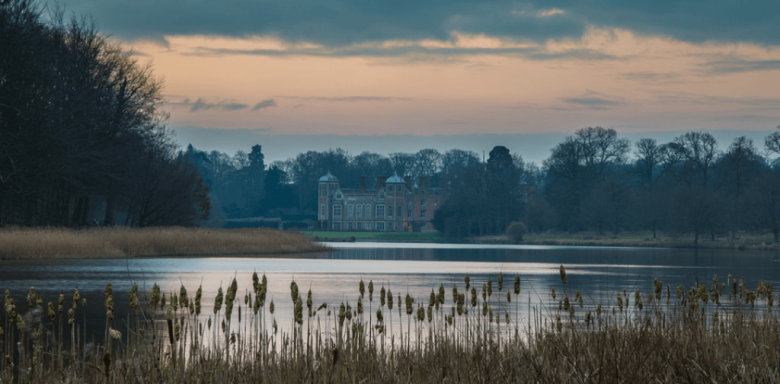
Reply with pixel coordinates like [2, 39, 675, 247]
[57, 0, 780, 161]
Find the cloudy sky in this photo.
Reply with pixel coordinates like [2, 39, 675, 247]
[61, 0, 780, 159]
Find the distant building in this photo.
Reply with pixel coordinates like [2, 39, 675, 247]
[317, 172, 449, 232]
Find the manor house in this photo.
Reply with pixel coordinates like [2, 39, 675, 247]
[317, 172, 449, 232]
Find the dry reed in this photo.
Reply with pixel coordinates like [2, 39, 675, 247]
[0, 226, 327, 259]
[3, 270, 780, 383]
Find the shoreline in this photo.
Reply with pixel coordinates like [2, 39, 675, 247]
[469, 233, 780, 251]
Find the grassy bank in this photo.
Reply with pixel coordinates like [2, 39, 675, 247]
[472, 231, 780, 251]
[300, 230, 441, 242]
[1, 271, 779, 382]
[0, 227, 328, 259]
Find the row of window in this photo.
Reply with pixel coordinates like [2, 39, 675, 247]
[322, 204, 426, 219]
[332, 221, 398, 231]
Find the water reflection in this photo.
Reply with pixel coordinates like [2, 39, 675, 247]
[1, 244, 778, 341]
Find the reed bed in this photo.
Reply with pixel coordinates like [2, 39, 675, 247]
[0, 227, 327, 259]
[2, 268, 780, 383]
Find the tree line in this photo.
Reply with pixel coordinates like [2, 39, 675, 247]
[0, 0, 210, 227]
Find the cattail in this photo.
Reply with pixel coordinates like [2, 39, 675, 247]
[697, 284, 708, 304]
[36, 295, 42, 307]
[514, 274, 520, 295]
[457, 293, 465, 315]
[377, 308, 384, 323]
[464, 275, 470, 290]
[505, 312, 510, 325]
[346, 302, 353, 321]
[387, 289, 394, 310]
[58, 290, 64, 314]
[559, 265, 567, 285]
[129, 284, 140, 313]
[555, 314, 562, 332]
[427, 305, 433, 322]
[269, 299, 275, 314]
[563, 296, 570, 311]
[482, 284, 487, 301]
[551, 287, 556, 300]
[471, 288, 477, 307]
[295, 297, 303, 325]
[27, 286, 35, 307]
[429, 289, 436, 307]
[596, 304, 601, 317]
[578, 294, 583, 308]
[106, 295, 115, 322]
[339, 303, 346, 327]
[380, 286, 386, 307]
[357, 297, 363, 315]
[317, 302, 327, 311]
[171, 292, 179, 311]
[82, 298, 87, 308]
[416, 306, 424, 322]
[47, 302, 56, 323]
[16, 314, 24, 332]
[289, 280, 298, 304]
[105, 282, 113, 306]
[149, 284, 160, 309]
[482, 300, 488, 316]
[498, 272, 503, 292]
[195, 285, 202, 315]
[654, 278, 662, 300]
[676, 285, 682, 299]
[359, 279, 365, 298]
[214, 286, 223, 314]
[559, 300, 562, 311]
[489, 307, 494, 323]
[617, 292, 623, 310]
[180, 284, 188, 308]
[452, 284, 458, 304]
[635, 289, 643, 310]
[368, 280, 374, 302]
[437, 284, 445, 305]
[666, 285, 671, 305]
[507, 291, 511, 303]
[405, 294, 413, 316]
[487, 277, 493, 297]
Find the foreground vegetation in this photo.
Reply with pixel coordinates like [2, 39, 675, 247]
[0, 227, 327, 259]
[2, 268, 780, 383]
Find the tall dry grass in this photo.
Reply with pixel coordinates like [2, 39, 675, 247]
[0, 226, 327, 259]
[2, 269, 780, 383]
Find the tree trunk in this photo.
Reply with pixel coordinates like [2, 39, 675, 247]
[104, 195, 117, 226]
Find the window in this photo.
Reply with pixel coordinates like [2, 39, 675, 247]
[366, 204, 372, 218]
[397, 205, 402, 217]
[388, 185, 393, 197]
[376, 222, 385, 231]
[379, 192, 385, 199]
[407, 209, 412, 218]
[333, 222, 342, 230]
[421, 210, 427, 219]
[356, 222, 362, 230]
[321, 204, 326, 218]
[347, 204, 354, 218]
[365, 222, 371, 230]
[357, 204, 363, 218]
[348, 222, 353, 230]
[421, 199, 427, 207]
[407, 199, 412, 206]
[320, 184, 327, 196]
[421, 190, 425, 197]
[388, 205, 393, 218]
[333, 205, 342, 217]
[376, 205, 385, 217]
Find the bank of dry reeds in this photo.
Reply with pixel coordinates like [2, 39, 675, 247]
[0, 227, 327, 259]
[2, 269, 780, 382]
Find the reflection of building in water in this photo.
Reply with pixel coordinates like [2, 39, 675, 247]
[323, 248, 436, 260]
[317, 172, 449, 232]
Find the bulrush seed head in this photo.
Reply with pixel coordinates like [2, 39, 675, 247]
[68, 308, 74, 325]
[214, 286, 224, 314]
[27, 286, 35, 307]
[380, 286, 386, 307]
[387, 290, 393, 310]
[346, 303, 353, 320]
[295, 298, 303, 325]
[452, 284, 458, 304]
[417, 306, 424, 322]
[487, 277, 493, 297]
[405, 294, 413, 316]
[339, 303, 346, 326]
[105, 282, 112, 305]
[427, 306, 433, 322]
[368, 280, 374, 301]
[171, 292, 178, 310]
[559, 265, 567, 285]
[552, 287, 556, 300]
[47, 302, 56, 323]
[270, 300, 275, 314]
[617, 292, 623, 310]
[464, 275, 470, 290]
[507, 291, 511, 303]
[438, 284, 445, 305]
[195, 285, 202, 316]
[376, 308, 383, 323]
[58, 290, 64, 313]
[150, 284, 160, 309]
[514, 274, 520, 295]
[482, 301, 488, 316]
[482, 284, 487, 301]
[471, 288, 477, 307]
[498, 272, 503, 292]
[556, 314, 562, 332]
[359, 279, 365, 298]
[429, 290, 435, 306]
[357, 297, 363, 315]
[676, 285, 682, 299]
[180, 285, 188, 308]
[129, 283, 140, 313]
[654, 278, 662, 300]
[290, 280, 298, 303]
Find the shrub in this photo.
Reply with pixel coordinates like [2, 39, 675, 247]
[505, 221, 528, 243]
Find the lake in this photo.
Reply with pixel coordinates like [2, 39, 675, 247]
[1, 242, 779, 339]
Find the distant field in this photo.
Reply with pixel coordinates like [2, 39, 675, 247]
[299, 230, 442, 241]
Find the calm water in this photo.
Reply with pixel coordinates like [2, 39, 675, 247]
[2, 242, 779, 339]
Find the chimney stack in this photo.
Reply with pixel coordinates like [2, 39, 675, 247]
[359, 176, 366, 193]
